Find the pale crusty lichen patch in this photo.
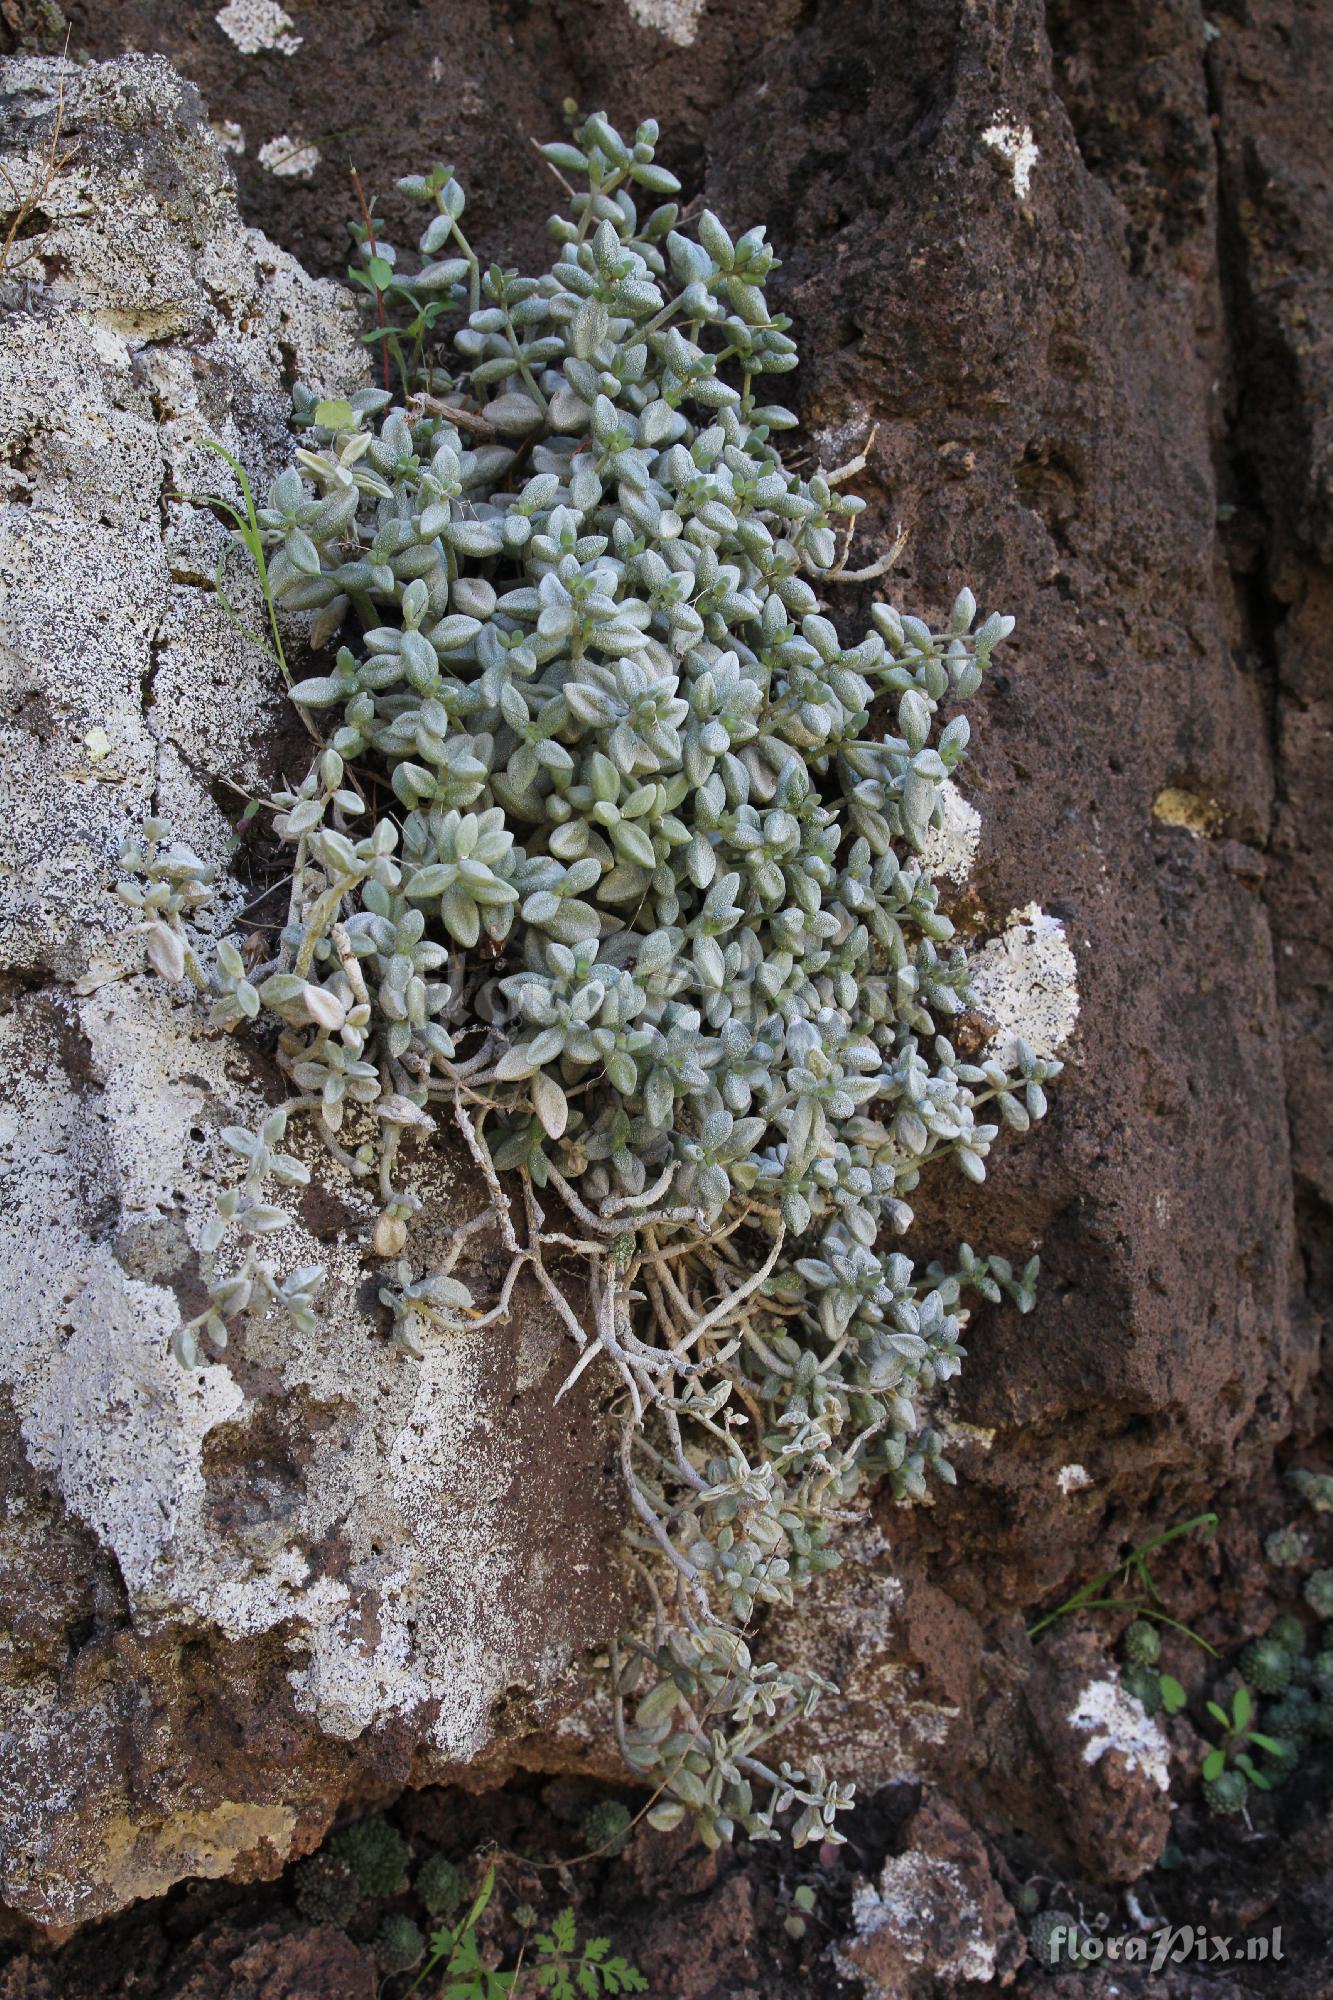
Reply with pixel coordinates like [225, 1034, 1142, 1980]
[215, 0, 302, 56]
[258, 132, 322, 180]
[968, 903, 1079, 1063]
[920, 778, 982, 885]
[981, 116, 1039, 201]
[623, 0, 705, 46]
[0, 53, 618, 1933]
[841, 1852, 1001, 1986]
[1067, 1677, 1170, 1791]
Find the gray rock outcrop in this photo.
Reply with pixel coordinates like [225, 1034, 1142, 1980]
[0, 55, 622, 1931]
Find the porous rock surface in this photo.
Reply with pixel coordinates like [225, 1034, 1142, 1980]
[0, 55, 623, 1931]
[835, 1791, 1026, 1996]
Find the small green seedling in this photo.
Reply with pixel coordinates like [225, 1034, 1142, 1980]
[782, 1882, 819, 1940]
[1201, 1684, 1289, 1795]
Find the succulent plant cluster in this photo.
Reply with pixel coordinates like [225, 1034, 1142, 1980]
[1192, 1483, 1333, 1818]
[289, 1810, 644, 1991]
[139, 111, 1059, 1847]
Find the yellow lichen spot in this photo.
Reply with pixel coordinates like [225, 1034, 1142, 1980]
[1152, 787, 1224, 836]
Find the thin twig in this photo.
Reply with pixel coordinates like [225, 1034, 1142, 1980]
[0, 59, 77, 285]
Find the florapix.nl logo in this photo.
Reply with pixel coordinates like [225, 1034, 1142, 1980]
[1041, 1921, 1285, 1972]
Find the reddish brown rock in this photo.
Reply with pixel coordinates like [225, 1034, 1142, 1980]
[633, 1873, 762, 2000]
[1019, 1629, 1174, 1885]
[0, 0, 1329, 1951]
[835, 1791, 1025, 1996]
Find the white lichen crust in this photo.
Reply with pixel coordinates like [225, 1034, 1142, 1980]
[258, 132, 322, 180]
[1067, 1677, 1171, 1791]
[0, 54, 618, 1932]
[981, 116, 1040, 201]
[215, 0, 302, 57]
[623, 0, 706, 47]
[968, 902, 1079, 1062]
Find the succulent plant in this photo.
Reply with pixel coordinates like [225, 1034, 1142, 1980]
[149, 108, 1061, 1851]
[330, 1817, 410, 1898]
[292, 1851, 361, 1928]
[1268, 1612, 1307, 1655]
[1202, 1768, 1249, 1816]
[1264, 1524, 1309, 1567]
[1303, 1569, 1333, 1620]
[1121, 1661, 1164, 1714]
[415, 1851, 465, 1918]
[1238, 1638, 1293, 1695]
[1122, 1618, 1160, 1666]
[1288, 1469, 1333, 1514]
[375, 1913, 426, 1972]
[1260, 1735, 1302, 1783]
[1264, 1680, 1304, 1728]
[1028, 1909, 1083, 1967]
[581, 1798, 633, 1858]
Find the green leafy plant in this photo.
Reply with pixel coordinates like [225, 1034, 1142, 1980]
[405, 1869, 647, 2000]
[1200, 1684, 1289, 1799]
[528, 1907, 648, 1998]
[1182, 1489, 1333, 1818]
[188, 441, 298, 691]
[139, 106, 1064, 1845]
